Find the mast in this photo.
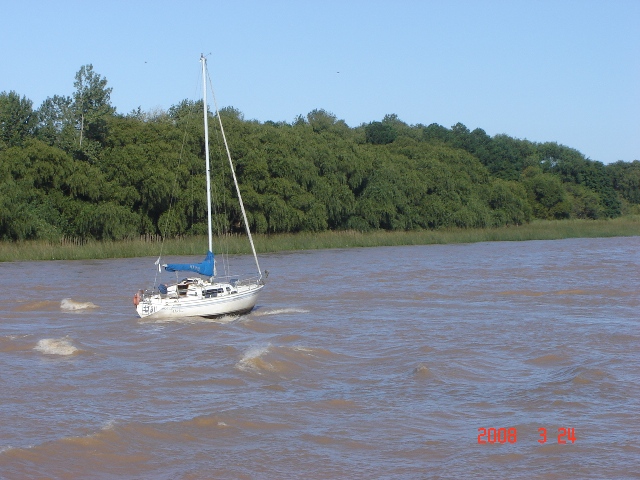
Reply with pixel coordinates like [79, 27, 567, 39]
[201, 54, 213, 254]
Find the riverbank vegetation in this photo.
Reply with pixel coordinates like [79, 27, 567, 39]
[1, 65, 639, 260]
[1, 217, 638, 262]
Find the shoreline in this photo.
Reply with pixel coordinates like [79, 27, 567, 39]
[1, 217, 639, 262]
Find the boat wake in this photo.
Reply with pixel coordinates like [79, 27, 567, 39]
[251, 308, 310, 317]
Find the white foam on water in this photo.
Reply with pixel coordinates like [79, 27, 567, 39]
[203, 314, 239, 324]
[34, 338, 79, 356]
[292, 346, 314, 353]
[60, 298, 98, 311]
[7, 334, 29, 340]
[252, 308, 309, 317]
[101, 419, 118, 431]
[236, 345, 272, 373]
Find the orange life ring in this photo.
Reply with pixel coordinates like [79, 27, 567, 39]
[133, 292, 141, 306]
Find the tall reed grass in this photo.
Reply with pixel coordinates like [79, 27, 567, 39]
[1, 217, 638, 262]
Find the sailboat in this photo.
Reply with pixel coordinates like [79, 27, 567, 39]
[133, 55, 265, 319]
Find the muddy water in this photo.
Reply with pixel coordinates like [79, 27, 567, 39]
[1, 236, 639, 479]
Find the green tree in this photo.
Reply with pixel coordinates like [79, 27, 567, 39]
[522, 167, 571, 219]
[486, 179, 532, 225]
[422, 123, 450, 143]
[365, 121, 397, 144]
[565, 184, 604, 219]
[36, 94, 74, 148]
[0, 138, 108, 240]
[0, 91, 36, 149]
[306, 109, 337, 133]
[608, 160, 640, 205]
[540, 144, 621, 217]
[72, 64, 115, 161]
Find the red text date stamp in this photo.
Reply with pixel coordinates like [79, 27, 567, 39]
[477, 427, 575, 444]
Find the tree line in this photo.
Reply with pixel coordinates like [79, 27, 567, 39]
[1, 64, 639, 241]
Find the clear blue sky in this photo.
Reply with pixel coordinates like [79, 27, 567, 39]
[2, 0, 638, 163]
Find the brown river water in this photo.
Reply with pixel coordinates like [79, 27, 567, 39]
[1, 236, 639, 479]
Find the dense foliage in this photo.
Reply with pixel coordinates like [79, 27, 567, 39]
[1, 66, 639, 241]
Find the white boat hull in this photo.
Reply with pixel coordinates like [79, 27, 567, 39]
[136, 281, 263, 320]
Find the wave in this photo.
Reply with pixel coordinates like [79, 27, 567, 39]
[101, 419, 118, 431]
[498, 289, 590, 297]
[13, 300, 60, 312]
[236, 345, 275, 374]
[235, 344, 337, 377]
[251, 307, 310, 316]
[0, 335, 33, 353]
[527, 354, 569, 365]
[184, 415, 288, 431]
[60, 298, 98, 311]
[548, 365, 610, 386]
[413, 363, 434, 378]
[291, 345, 338, 358]
[315, 398, 359, 409]
[0, 413, 291, 477]
[0, 421, 150, 477]
[278, 334, 304, 343]
[34, 337, 81, 356]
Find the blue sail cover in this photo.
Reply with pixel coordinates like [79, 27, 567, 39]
[164, 251, 215, 277]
